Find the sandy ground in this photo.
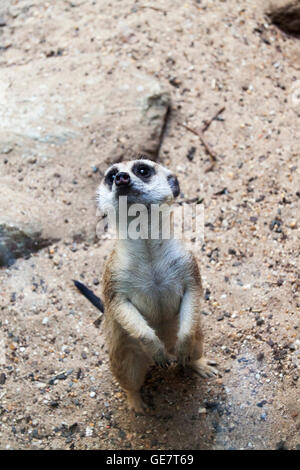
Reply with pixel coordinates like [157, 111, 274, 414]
[0, 0, 299, 450]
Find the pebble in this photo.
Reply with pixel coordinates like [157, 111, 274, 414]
[257, 352, 264, 361]
[49, 401, 59, 408]
[1, 145, 13, 154]
[26, 156, 37, 164]
[257, 400, 267, 408]
[48, 369, 73, 384]
[85, 426, 94, 437]
[186, 147, 196, 161]
[0, 373, 6, 385]
[31, 429, 39, 439]
[204, 289, 211, 301]
[269, 219, 282, 232]
[260, 412, 267, 421]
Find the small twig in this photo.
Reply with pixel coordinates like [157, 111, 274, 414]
[201, 106, 225, 133]
[139, 6, 166, 13]
[179, 123, 217, 172]
[198, 133, 218, 162]
[125, 5, 166, 17]
[179, 106, 225, 172]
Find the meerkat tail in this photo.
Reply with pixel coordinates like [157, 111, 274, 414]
[73, 280, 105, 313]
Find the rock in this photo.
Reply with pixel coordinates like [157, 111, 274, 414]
[0, 219, 49, 267]
[0, 187, 58, 267]
[0, 58, 170, 247]
[266, 1, 300, 36]
[0, 59, 170, 161]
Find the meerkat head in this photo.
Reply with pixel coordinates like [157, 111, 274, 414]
[97, 157, 180, 214]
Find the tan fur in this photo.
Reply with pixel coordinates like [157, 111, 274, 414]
[98, 159, 217, 413]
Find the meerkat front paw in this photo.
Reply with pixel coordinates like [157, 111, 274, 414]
[175, 337, 194, 367]
[152, 348, 171, 368]
[141, 337, 170, 368]
[191, 357, 219, 378]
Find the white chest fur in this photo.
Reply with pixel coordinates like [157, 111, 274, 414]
[114, 239, 190, 322]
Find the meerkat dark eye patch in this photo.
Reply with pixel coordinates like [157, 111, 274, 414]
[167, 174, 180, 198]
[132, 162, 155, 182]
[105, 167, 119, 189]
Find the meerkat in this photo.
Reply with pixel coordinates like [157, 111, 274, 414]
[76, 157, 217, 414]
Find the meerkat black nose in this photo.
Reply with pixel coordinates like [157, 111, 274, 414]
[115, 172, 131, 186]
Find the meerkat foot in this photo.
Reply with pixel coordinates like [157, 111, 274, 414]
[191, 357, 218, 378]
[127, 391, 147, 415]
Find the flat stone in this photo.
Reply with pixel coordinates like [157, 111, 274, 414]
[0, 187, 58, 267]
[0, 57, 170, 160]
[0, 220, 46, 266]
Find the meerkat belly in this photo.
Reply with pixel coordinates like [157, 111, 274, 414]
[123, 263, 184, 323]
[115, 240, 189, 323]
[132, 280, 182, 320]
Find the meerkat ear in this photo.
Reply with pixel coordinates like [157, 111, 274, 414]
[167, 174, 180, 198]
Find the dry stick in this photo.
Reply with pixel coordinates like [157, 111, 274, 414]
[139, 6, 166, 13]
[124, 5, 165, 19]
[180, 106, 225, 172]
[179, 123, 217, 172]
[201, 106, 226, 133]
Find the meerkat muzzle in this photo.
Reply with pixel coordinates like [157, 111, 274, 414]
[115, 171, 131, 187]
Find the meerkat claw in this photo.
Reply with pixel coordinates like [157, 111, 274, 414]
[192, 357, 219, 378]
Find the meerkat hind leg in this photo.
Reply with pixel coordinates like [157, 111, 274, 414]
[111, 344, 150, 415]
[191, 357, 218, 378]
[126, 390, 147, 414]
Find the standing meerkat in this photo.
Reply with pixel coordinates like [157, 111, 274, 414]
[76, 157, 217, 414]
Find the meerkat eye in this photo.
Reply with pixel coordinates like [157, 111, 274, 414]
[138, 166, 150, 177]
[132, 163, 155, 181]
